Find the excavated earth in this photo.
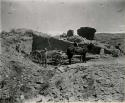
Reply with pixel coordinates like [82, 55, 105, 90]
[0, 32, 125, 103]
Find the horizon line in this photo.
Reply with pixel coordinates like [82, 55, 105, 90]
[1, 28, 125, 35]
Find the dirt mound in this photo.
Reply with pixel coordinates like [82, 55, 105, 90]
[0, 30, 54, 103]
[0, 29, 125, 103]
[1, 54, 125, 103]
[0, 51, 42, 102]
[0, 48, 58, 103]
[1, 28, 73, 52]
[47, 63, 125, 102]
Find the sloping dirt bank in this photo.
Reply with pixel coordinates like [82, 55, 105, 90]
[23, 57, 125, 103]
[1, 48, 125, 103]
[0, 29, 125, 103]
[0, 34, 125, 102]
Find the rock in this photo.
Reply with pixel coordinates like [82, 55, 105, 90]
[37, 98, 42, 103]
[83, 85, 88, 89]
[0, 80, 6, 89]
[20, 85, 31, 93]
[35, 78, 44, 84]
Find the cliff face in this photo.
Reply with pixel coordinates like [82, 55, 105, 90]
[1, 29, 72, 55]
[20, 37, 33, 54]
[32, 34, 71, 51]
[1, 29, 33, 55]
[1, 29, 124, 56]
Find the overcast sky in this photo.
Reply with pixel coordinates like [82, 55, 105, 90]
[1, 0, 125, 35]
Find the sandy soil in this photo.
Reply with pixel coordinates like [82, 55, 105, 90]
[23, 56, 125, 103]
[0, 32, 125, 103]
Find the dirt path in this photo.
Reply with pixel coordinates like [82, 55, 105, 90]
[57, 56, 125, 72]
[71, 57, 125, 66]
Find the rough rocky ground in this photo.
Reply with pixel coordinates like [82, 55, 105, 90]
[0, 32, 125, 103]
[23, 56, 125, 103]
[1, 51, 125, 103]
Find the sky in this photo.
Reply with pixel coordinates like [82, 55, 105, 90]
[1, 0, 125, 35]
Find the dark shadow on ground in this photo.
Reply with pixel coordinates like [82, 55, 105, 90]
[61, 56, 97, 65]
[30, 55, 97, 66]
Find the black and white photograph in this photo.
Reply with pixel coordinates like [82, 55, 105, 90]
[0, 0, 125, 102]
